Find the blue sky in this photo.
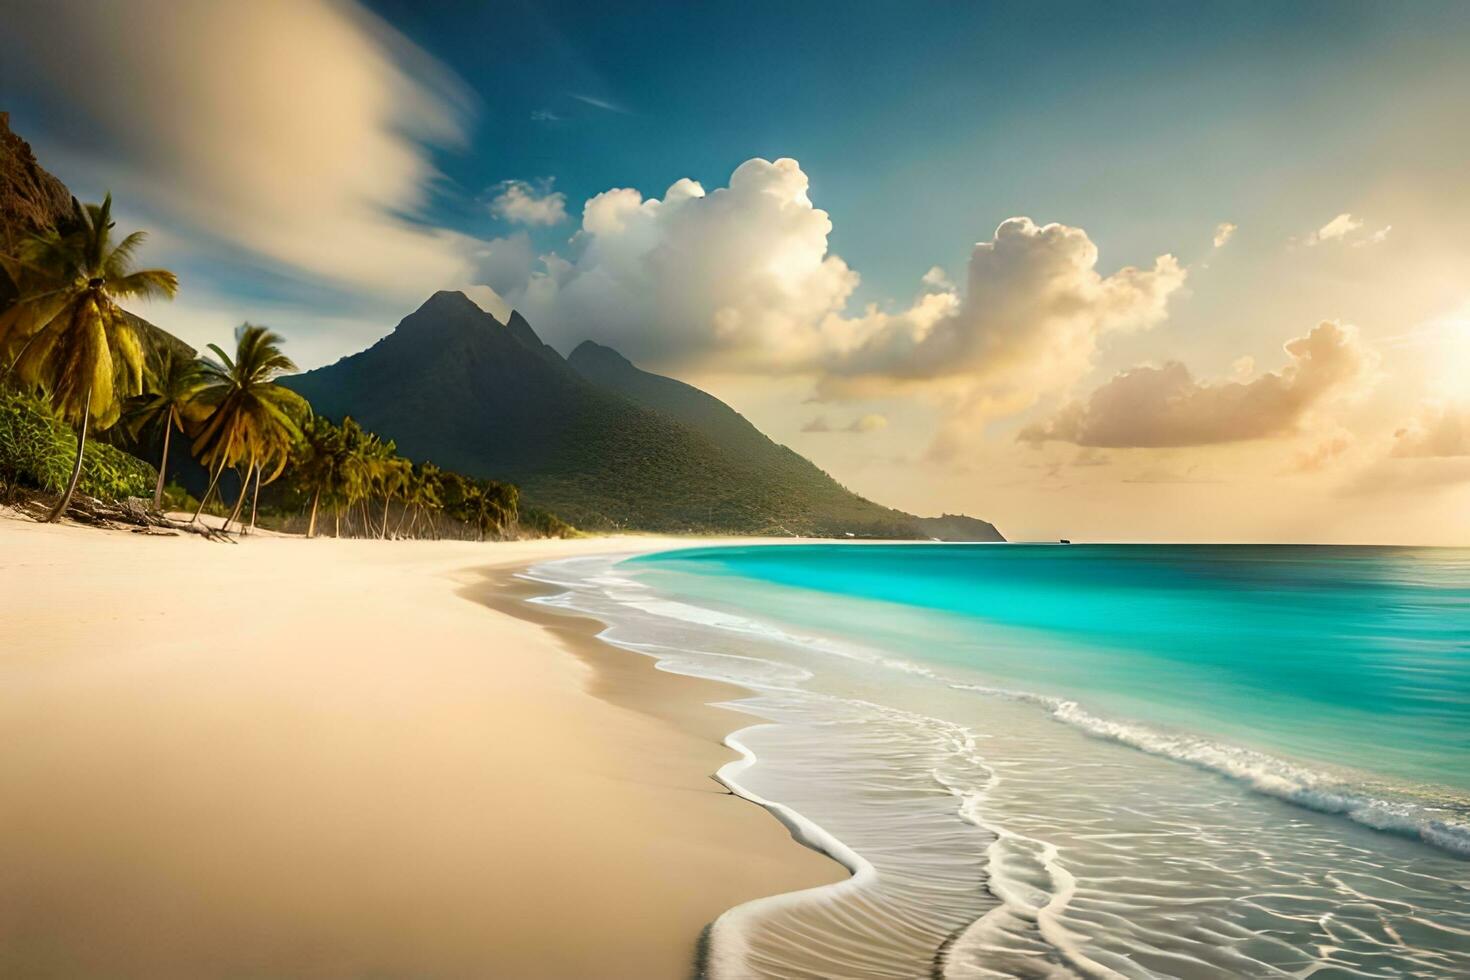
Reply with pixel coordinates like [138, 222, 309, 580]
[367, 0, 1469, 301]
[4, 0, 1470, 542]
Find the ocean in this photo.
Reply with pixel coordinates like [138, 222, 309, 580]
[524, 544, 1470, 978]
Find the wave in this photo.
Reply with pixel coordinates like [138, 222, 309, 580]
[519, 552, 1470, 978]
[701, 726, 880, 980]
[947, 681, 1470, 859]
[528, 554, 1470, 861]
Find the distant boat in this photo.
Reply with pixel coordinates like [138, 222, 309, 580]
[1060, 538, 1071, 544]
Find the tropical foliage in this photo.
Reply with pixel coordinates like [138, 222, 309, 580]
[284, 414, 540, 540]
[0, 194, 178, 519]
[190, 323, 307, 531]
[125, 349, 205, 507]
[0, 387, 154, 502]
[0, 194, 570, 540]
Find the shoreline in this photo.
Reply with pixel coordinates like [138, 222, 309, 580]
[0, 519, 842, 979]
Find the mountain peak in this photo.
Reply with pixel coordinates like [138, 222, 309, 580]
[568, 339, 633, 371]
[503, 309, 563, 363]
[418, 289, 488, 317]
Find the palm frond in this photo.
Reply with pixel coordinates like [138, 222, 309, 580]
[107, 268, 179, 301]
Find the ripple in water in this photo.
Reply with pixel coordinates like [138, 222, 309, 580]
[522, 555, 1470, 979]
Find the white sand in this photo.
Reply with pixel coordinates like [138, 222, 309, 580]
[0, 518, 840, 978]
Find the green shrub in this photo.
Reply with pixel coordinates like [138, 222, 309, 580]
[520, 506, 577, 539]
[0, 388, 156, 502]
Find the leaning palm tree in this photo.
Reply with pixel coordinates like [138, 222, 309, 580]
[125, 350, 206, 508]
[291, 415, 348, 538]
[0, 194, 179, 520]
[190, 323, 307, 531]
[396, 461, 444, 538]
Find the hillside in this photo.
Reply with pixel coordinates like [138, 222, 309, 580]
[569, 340, 1003, 540]
[286, 292, 1002, 538]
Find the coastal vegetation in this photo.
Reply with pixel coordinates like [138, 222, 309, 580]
[0, 193, 178, 520]
[0, 190, 569, 541]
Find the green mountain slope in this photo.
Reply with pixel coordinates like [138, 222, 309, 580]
[285, 292, 1003, 538]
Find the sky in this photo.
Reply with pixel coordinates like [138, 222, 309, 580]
[3, 0, 1469, 543]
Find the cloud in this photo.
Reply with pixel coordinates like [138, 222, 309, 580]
[481, 160, 1183, 459]
[1392, 403, 1470, 457]
[804, 413, 889, 434]
[461, 284, 512, 322]
[1019, 321, 1375, 448]
[569, 93, 632, 115]
[1353, 225, 1392, 248]
[828, 218, 1183, 388]
[1303, 213, 1390, 248]
[822, 217, 1185, 456]
[0, 0, 480, 303]
[490, 180, 568, 226]
[921, 266, 953, 289]
[1213, 222, 1237, 248]
[510, 158, 861, 369]
[1341, 403, 1470, 495]
[1308, 213, 1363, 245]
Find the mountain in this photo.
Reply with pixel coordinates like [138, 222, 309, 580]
[286, 291, 1003, 539]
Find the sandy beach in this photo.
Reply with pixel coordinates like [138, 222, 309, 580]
[0, 518, 841, 979]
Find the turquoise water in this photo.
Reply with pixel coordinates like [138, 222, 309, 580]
[632, 544, 1470, 794]
[530, 546, 1470, 976]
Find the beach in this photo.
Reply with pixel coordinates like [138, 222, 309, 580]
[0, 518, 841, 979]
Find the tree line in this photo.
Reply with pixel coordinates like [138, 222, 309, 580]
[0, 193, 557, 540]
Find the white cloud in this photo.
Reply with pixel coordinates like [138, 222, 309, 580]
[1019, 321, 1375, 448]
[481, 161, 1184, 459]
[921, 265, 953, 289]
[1303, 213, 1390, 248]
[1308, 213, 1364, 245]
[490, 180, 568, 226]
[821, 217, 1185, 456]
[1213, 222, 1237, 248]
[0, 0, 480, 303]
[509, 158, 861, 370]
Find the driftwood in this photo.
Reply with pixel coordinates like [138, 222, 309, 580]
[14, 493, 235, 542]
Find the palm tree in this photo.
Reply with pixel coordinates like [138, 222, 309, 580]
[0, 194, 178, 520]
[454, 478, 520, 541]
[292, 415, 347, 538]
[190, 323, 307, 530]
[396, 461, 443, 538]
[375, 453, 411, 539]
[125, 350, 206, 508]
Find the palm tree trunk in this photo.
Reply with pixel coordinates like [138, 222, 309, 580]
[381, 494, 392, 540]
[307, 486, 322, 538]
[334, 505, 341, 538]
[247, 464, 263, 533]
[224, 460, 254, 532]
[45, 387, 91, 523]
[153, 422, 172, 510]
[193, 459, 226, 524]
